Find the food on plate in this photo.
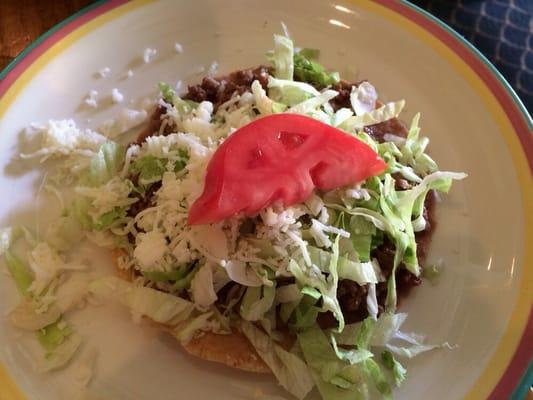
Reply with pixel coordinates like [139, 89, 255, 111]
[2, 32, 466, 399]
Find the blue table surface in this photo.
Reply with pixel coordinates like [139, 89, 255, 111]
[415, 0, 533, 115]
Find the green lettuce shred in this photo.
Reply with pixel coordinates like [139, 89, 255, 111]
[84, 141, 125, 187]
[131, 155, 166, 185]
[37, 319, 73, 351]
[242, 321, 315, 400]
[240, 284, 276, 321]
[294, 49, 340, 86]
[382, 350, 407, 387]
[89, 276, 195, 325]
[272, 34, 294, 80]
[93, 207, 126, 230]
[5, 250, 33, 294]
[158, 82, 176, 103]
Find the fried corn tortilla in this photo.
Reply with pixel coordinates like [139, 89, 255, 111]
[112, 249, 270, 373]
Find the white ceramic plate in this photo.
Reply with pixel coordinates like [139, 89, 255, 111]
[0, 1, 531, 399]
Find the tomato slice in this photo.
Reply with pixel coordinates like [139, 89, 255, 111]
[188, 114, 386, 225]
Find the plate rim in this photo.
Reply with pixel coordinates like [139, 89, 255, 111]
[0, 0, 531, 399]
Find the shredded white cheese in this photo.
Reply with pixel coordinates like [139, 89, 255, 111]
[174, 42, 183, 54]
[97, 67, 111, 78]
[84, 90, 98, 108]
[111, 88, 124, 104]
[143, 48, 157, 63]
[27, 242, 86, 297]
[207, 61, 219, 76]
[20, 119, 106, 161]
[134, 230, 168, 270]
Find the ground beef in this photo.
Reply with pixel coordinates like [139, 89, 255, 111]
[133, 66, 437, 327]
[127, 180, 162, 218]
[183, 66, 272, 111]
[323, 80, 409, 144]
[135, 105, 173, 144]
[328, 80, 355, 111]
[364, 117, 409, 143]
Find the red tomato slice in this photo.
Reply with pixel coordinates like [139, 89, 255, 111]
[188, 113, 386, 225]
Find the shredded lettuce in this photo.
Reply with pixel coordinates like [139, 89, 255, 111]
[332, 108, 354, 127]
[272, 34, 294, 80]
[241, 321, 314, 400]
[294, 49, 340, 86]
[223, 260, 264, 287]
[37, 319, 73, 351]
[334, 312, 452, 365]
[131, 155, 166, 186]
[27, 242, 86, 297]
[5, 250, 34, 294]
[20, 119, 105, 161]
[366, 283, 379, 320]
[3, 245, 81, 372]
[340, 100, 406, 132]
[83, 141, 125, 187]
[158, 82, 176, 103]
[252, 80, 281, 115]
[298, 327, 368, 400]
[289, 236, 344, 332]
[190, 263, 217, 308]
[275, 283, 302, 304]
[9, 299, 61, 331]
[174, 311, 213, 343]
[308, 246, 378, 285]
[290, 294, 321, 330]
[240, 284, 276, 321]
[142, 265, 191, 282]
[89, 276, 194, 325]
[172, 267, 198, 290]
[268, 76, 321, 106]
[348, 215, 376, 262]
[93, 207, 126, 230]
[298, 48, 320, 60]
[385, 342, 453, 359]
[71, 198, 92, 230]
[38, 331, 82, 372]
[363, 358, 393, 399]
[382, 350, 407, 387]
[45, 213, 84, 251]
[382, 171, 467, 280]
[133, 230, 168, 269]
[398, 114, 438, 176]
[330, 333, 373, 365]
[288, 89, 338, 116]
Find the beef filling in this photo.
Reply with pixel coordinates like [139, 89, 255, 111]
[132, 67, 436, 327]
[183, 65, 272, 110]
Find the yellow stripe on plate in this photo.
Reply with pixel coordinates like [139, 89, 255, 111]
[0, 363, 26, 400]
